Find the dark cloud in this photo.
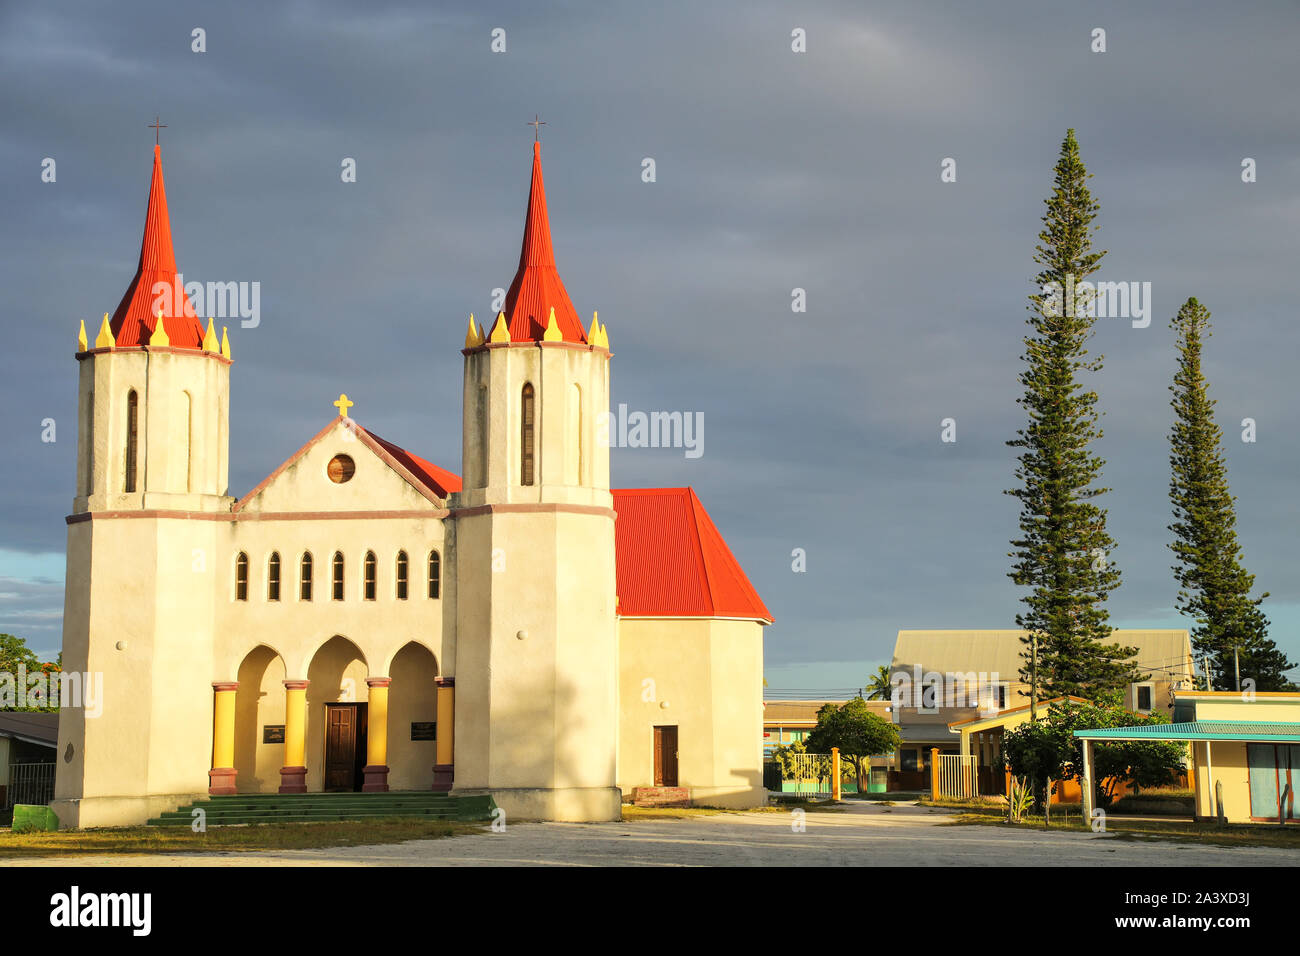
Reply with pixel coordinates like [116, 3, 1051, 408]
[2, 0, 1297, 680]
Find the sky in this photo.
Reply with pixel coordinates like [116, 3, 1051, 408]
[1, 0, 1298, 691]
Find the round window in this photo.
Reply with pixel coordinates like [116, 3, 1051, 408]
[327, 454, 355, 483]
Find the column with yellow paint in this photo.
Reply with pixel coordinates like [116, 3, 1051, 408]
[208, 681, 239, 795]
[433, 676, 455, 791]
[363, 677, 391, 792]
[279, 679, 309, 794]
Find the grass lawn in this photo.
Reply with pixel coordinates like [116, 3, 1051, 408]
[938, 803, 1300, 849]
[0, 818, 484, 857]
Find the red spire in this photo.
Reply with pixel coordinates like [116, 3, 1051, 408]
[502, 142, 588, 343]
[109, 144, 206, 348]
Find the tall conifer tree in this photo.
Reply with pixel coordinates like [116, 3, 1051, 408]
[1167, 297, 1295, 690]
[1007, 130, 1139, 702]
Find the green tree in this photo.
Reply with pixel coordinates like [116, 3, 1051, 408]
[1006, 129, 1140, 703]
[0, 633, 40, 674]
[1047, 700, 1184, 807]
[864, 665, 892, 701]
[1001, 719, 1069, 823]
[1167, 298, 1296, 691]
[804, 697, 900, 793]
[0, 633, 59, 712]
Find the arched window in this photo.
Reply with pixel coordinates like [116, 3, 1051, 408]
[235, 552, 249, 601]
[300, 552, 313, 601]
[332, 552, 344, 601]
[521, 382, 535, 486]
[364, 551, 377, 601]
[125, 390, 139, 493]
[428, 550, 441, 599]
[395, 551, 409, 600]
[267, 552, 281, 601]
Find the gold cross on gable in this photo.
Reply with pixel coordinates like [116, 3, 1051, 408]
[528, 114, 546, 142]
[333, 393, 354, 418]
[149, 116, 166, 145]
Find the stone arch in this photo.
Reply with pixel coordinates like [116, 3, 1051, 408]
[387, 642, 440, 790]
[305, 635, 369, 792]
[233, 644, 287, 793]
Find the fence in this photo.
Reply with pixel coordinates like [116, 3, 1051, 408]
[934, 754, 978, 800]
[6, 763, 55, 809]
[772, 753, 858, 795]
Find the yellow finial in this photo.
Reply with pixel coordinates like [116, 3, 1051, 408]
[94, 313, 115, 349]
[220, 326, 231, 359]
[77, 319, 88, 351]
[465, 314, 483, 348]
[149, 310, 170, 346]
[588, 312, 600, 344]
[489, 311, 511, 343]
[542, 306, 562, 341]
[202, 317, 219, 352]
[599, 321, 609, 348]
[333, 393, 354, 418]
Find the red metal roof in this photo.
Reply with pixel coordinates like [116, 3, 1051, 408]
[364, 429, 462, 498]
[502, 142, 588, 343]
[612, 488, 773, 623]
[109, 145, 206, 348]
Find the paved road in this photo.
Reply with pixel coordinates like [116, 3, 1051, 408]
[8, 804, 1297, 866]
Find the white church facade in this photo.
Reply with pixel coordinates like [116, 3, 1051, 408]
[51, 138, 772, 828]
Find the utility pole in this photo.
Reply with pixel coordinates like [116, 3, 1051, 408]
[1234, 640, 1241, 693]
[1030, 633, 1039, 721]
[1203, 653, 1211, 692]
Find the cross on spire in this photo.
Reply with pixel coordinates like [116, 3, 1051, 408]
[149, 115, 166, 146]
[527, 114, 546, 142]
[333, 393, 354, 418]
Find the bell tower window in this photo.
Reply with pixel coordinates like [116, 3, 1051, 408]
[521, 382, 536, 486]
[125, 389, 139, 493]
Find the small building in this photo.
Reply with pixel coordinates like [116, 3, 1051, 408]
[0, 713, 59, 812]
[762, 698, 891, 758]
[1075, 690, 1300, 824]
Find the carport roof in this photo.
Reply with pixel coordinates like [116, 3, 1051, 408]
[1073, 720, 1300, 742]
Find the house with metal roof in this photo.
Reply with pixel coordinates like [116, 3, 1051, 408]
[1075, 690, 1300, 824]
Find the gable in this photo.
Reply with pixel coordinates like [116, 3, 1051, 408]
[235, 419, 458, 514]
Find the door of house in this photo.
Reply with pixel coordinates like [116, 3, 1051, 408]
[653, 725, 678, 787]
[324, 702, 368, 792]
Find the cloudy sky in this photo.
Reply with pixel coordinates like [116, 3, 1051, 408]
[2, 1, 1297, 690]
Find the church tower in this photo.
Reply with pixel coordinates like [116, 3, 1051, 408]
[451, 140, 620, 821]
[53, 141, 234, 827]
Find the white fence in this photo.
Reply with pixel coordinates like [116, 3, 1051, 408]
[934, 754, 978, 800]
[6, 762, 55, 809]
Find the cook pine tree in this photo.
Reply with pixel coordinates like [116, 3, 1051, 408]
[1168, 297, 1295, 691]
[1006, 129, 1142, 705]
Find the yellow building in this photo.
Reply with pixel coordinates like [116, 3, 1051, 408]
[51, 138, 772, 828]
[1076, 690, 1300, 824]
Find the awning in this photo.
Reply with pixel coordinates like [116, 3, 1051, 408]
[1073, 720, 1300, 743]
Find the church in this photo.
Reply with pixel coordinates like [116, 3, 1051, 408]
[51, 135, 772, 828]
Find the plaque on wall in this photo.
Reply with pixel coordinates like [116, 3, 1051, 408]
[263, 725, 286, 744]
[411, 721, 437, 741]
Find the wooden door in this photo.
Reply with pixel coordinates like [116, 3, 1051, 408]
[653, 725, 679, 787]
[324, 703, 368, 792]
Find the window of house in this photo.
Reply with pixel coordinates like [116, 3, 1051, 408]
[363, 551, 376, 601]
[1134, 683, 1154, 713]
[267, 552, 281, 601]
[919, 676, 941, 713]
[428, 550, 441, 599]
[300, 552, 313, 601]
[125, 390, 139, 493]
[395, 551, 408, 600]
[901, 749, 919, 772]
[234, 552, 248, 601]
[521, 383, 535, 486]
[332, 552, 344, 601]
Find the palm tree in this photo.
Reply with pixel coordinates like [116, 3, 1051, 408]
[864, 665, 892, 701]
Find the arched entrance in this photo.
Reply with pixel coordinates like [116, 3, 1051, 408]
[233, 645, 287, 793]
[387, 642, 439, 790]
[306, 635, 368, 792]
